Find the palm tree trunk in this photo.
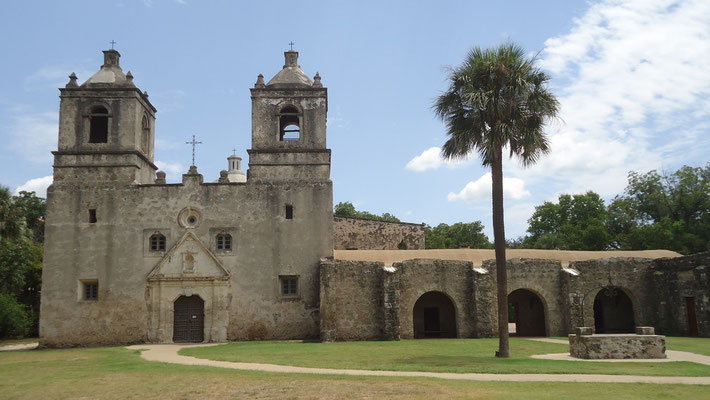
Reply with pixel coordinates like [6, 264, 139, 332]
[491, 149, 509, 358]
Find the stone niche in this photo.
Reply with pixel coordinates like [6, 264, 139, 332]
[569, 326, 666, 359]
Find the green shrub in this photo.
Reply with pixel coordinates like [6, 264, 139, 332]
[0, 294, 31, 338]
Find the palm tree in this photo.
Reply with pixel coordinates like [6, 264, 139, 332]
[433, 43, 559, 357]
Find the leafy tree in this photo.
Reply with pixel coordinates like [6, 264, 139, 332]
[434, 43, 558, 357]
[0, 186, 45, 337]
[13, 191, 46, 243]
[526, 192, 611, 250]
[425, 222, 491, 249]
[608, 165, 710, 254]
[333, 201, 401, 222]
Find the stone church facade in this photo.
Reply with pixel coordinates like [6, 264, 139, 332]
[40, 49, 332, 346]
[39, 49, 709, 347]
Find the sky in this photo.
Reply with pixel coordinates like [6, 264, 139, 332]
[1, 0, 709, 239]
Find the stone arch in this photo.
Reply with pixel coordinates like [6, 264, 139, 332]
[508, 288, 547, 336]
[140, 114, 151, 154]
[277, 104, 301, 141]
[172, 295, 205, 343]
[593, 287, 635, 333]
[86, 103, 112, 144]
[412, 291, 457, 338]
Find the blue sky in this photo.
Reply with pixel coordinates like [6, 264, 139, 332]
[2, 0, 709, 239]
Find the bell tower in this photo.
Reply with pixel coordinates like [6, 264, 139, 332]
[248, 49, 330, 182]
[53, 49, 157, 185]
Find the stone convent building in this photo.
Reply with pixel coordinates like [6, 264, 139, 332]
[40, 49, 709, 347]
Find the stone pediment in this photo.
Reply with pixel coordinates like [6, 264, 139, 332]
[147, 232, 230, 281]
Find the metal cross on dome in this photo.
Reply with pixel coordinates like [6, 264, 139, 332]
[185, 135, 202, 166]
[110, 40, 116, 49]
[289, 41, 295, 51]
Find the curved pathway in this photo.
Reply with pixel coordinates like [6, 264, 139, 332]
[126, 343, 710, 385]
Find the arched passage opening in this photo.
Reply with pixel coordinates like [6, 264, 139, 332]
[593, 287, 635, 333]
[413, 291, 457, 338]
[173, 295, 204, 343]
[508, 289, 546, 336]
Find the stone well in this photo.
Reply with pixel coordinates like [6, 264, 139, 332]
[569, 326, 666, 359]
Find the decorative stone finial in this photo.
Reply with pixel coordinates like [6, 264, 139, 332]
[313, 72, 322, 88]
[143, 91, 149, 98]
[188, 165, 198, 175]
[218, 170, 229, 183]
[284, 50, 299, 69]
[155, 171, 166, 184]
[66, 72, 78, 88]
[255, 74, 265, 88]
[126, 71, 135, 87]
[102, 49, 121, 68]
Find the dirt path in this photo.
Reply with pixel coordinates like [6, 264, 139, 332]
[126, 344, 710, 385]
[0, 343, 38, 352]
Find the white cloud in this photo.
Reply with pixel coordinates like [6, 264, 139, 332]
[508, 0, 710, 198]
[405, 146, 471, 172]
[15, 175, 53, 198]
[155, 160, 186, 181]
[447, 173, 530, 203]
[7, 110, 58, 164]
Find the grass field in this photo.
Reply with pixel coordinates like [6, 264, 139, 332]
[180, 337, 710, 377]
[1, 344, 710, 399]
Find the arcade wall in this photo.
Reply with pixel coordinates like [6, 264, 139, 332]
[320, 254, 710, 341]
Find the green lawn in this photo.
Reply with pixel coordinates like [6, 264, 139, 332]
[667, 337, 710, 356]
[180, 338, 710, 377]
[1, 345, 709, 399]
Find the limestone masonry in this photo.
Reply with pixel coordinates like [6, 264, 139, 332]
[39, 49, 709, 346]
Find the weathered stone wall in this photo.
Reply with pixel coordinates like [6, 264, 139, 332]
[333, 216, 425, 250]
[487, 258, 568, 337]
[319, 259, 387, 341]
[41, 174, 334, 347]
[651, 252, 710, 336]
[396, 259, 475, 339]
[319, 255, 710, 341]
[563, 258, 655, 333]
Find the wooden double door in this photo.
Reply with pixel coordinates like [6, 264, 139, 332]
[173, 295, 204, 343]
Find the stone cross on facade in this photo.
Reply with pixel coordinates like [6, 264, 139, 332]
[289, 41, 295, 51]
[185, 135, 202, 166]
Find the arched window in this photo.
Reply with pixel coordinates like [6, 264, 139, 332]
[216, 233, 232, 251]
[88, 106, 109, 143]
[278, 105, 300, 141]
[149, 233, 166, 251]
[141, 115, 150, 154]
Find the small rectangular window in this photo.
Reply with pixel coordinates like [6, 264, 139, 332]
[82, 281, 98, 301]
[150, 233, 166, 251]
[216, 233, 232, 251]
[280, 276, 298, 297]
[285, 204, 293, 220]
[89, 209, 97, 223]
